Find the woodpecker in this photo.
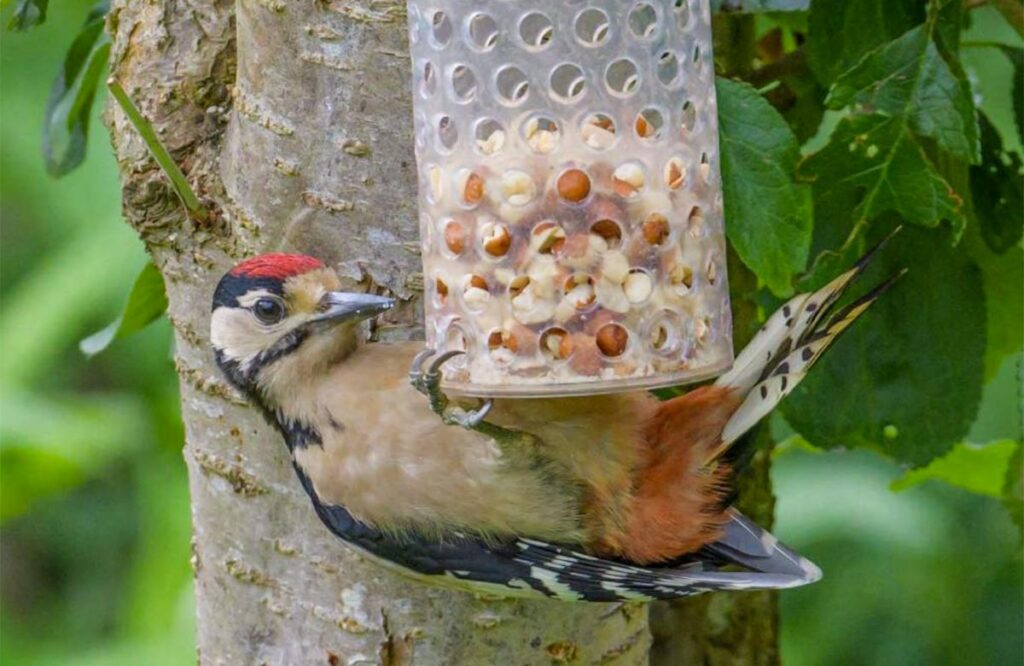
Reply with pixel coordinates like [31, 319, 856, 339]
[210, 238, 902, 601]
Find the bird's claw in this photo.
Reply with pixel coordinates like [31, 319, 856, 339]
[409, 347, 493, 431]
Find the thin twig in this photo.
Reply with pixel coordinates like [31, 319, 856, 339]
[107, 78, 210, 223]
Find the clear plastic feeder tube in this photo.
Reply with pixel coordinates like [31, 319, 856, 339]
[407, 0, 733, 397]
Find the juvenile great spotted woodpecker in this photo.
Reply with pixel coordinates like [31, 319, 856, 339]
[209, 237, 902, 601]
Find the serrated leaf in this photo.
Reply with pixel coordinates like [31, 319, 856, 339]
[717, 77, 813, 296]
[783, 225, 985, 466]
[806, 0, 924, 86]
[827, 25, 980, 163]
[6, 0, 48, 30]
[43, 1, 110, 177]
[891, 440, 1018, 496]
[971, 114, 1024, 253]
[800, 113, 966, 240]
[79, 262, 168, 357]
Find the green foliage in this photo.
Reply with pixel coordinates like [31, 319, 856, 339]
[972, 114, 1024, 253]
[717, 77, 812, 295]
[891, 440, 1019, 496]
[783, 225, 986, 466]
[999, 45, 1024, 144]
[42, 1, 108, 177]
[807, 0, 924, 86]
[80, 262, 168, 357]
[827, 24, 980, 163]
[712, 0, 808, 12]
[6, 0, 47, 30]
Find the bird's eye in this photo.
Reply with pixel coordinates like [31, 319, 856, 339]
[253, 297, 285, 324]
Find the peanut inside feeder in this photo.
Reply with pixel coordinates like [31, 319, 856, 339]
[408, 0, 733, 397]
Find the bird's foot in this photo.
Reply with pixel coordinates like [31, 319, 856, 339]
[409, 349, 493, 430]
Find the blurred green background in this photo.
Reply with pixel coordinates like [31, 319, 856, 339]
[0, 2, 1020, 665]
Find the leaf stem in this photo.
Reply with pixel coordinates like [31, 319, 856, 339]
[106, 78, 210, 223]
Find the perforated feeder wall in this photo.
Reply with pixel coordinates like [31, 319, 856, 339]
[407, 0, 733, 397]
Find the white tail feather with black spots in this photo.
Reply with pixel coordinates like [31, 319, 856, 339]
[711, 229, 904, 460]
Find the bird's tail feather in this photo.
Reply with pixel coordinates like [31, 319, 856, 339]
[710, 229, 904, 459]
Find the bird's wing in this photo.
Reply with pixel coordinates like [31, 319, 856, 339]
[297, 464, 819, 602]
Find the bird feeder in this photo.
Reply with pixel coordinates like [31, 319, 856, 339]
[407, 0, 733, 397]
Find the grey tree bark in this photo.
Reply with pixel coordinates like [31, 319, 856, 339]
[104, 1, 777, 663]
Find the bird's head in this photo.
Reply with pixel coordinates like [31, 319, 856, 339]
[210, 253, 394, 404]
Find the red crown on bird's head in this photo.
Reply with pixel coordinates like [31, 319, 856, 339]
[229, 254, 325, 280]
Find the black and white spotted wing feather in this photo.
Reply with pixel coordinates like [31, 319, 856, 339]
[295, 465, 820, 602]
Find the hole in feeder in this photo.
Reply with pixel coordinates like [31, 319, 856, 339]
[664, 157, 686, 190]
[421, 61, 437, 97]
[612, 162, 645, 198]
[456, 169, 485, 207]
[628, 3, 659, 40]
[693, 45, 702, 66]
[580, 113, 616, 150]
[431, 11, 453, 47]
[540, 327, 573, 361]
[474, 119, 506, 155]
[487, 328, 519, 364]
[501, 169, 536, 206]
[590, 219, 622, 249]
[451, 64, 478, 103]
[462, 274, 491, 311]
[624, 269, 654, 304]
[670, 264, 695, 296]
[606, 59, 640, 97]
[444, 321, 469, 356]
[522, 116, 561, 154]
[635, 108, 664, 140]
[596, 323, 629, 357]
[647, 315, 680, 354]
[694, 316, 712, 346]
[557, 168, 592, 203]
[509, 275, 531, 298]
[532, 221, 567, 254]
[687, 206, 705, 238]
[434, 276, 449, 305]
[699, 152, 712, 183]
[681, 101, 697, 133]
[641, 213, 670, 246]
[437, 115, 458, 151]
[467, 12, 499, 51]
[656, 51, 681, 88]
[443, 220, 467, 255]
[564, 274, 596, 310]
[519, 11, 554, 50]
[674, 0, 691, 30]
[575, 8, 610, 46]
[705, 256, 720, 286]
[550, 63, 587, 104]
[480, 221, 512, 258]
[426, 164, 444, 202]
[496, 66, 530, 105]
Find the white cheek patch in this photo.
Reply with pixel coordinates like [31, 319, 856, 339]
[211, 307, 307, 364]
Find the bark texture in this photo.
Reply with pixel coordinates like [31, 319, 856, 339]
[104, 1, 777, 663]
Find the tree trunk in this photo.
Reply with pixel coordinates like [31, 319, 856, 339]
[104, 1, 777, 663]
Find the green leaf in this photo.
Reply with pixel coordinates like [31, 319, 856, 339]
[711, 0, 808, 12]
[971, 114, 1024, 253]
[800, 113, 966, 244]
[999, 46, 1024, 155]
[827, 25, 980, 163]
[79, 262, 168, 357]
[6, 0, 48, 30]
[783, 224, 985, 466]
[717, 77, 813, 296]
[965, 230, 1024, 380]
[1003, 442, 1023, 538]
[806, 0, 924, 86]
[42, 1, 111, 177]
[891, 440, 1019, 496]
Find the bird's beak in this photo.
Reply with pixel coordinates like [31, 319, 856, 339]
[312, 291, 395, 326]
